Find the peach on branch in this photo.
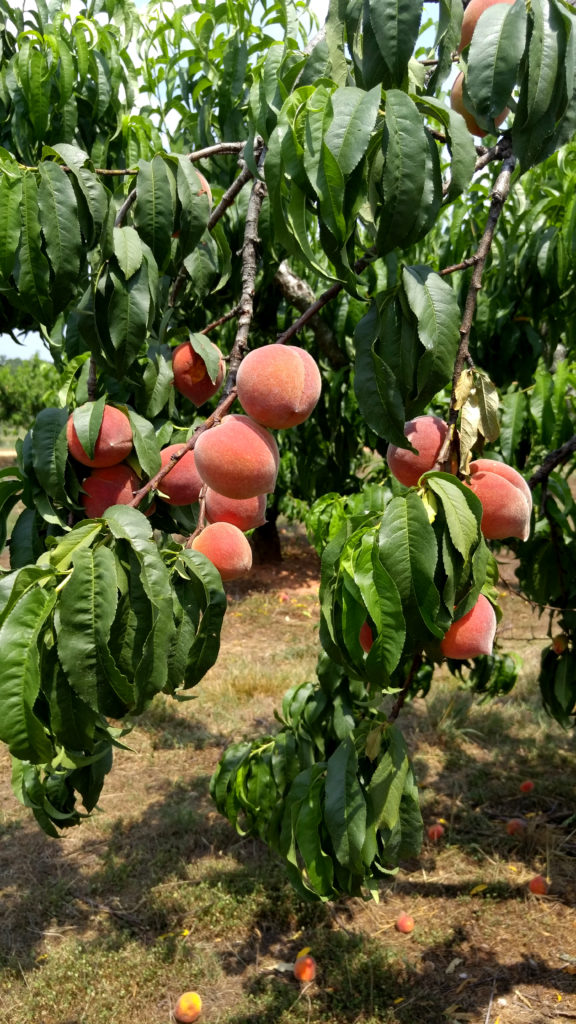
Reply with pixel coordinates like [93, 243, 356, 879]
[194, 414, 279, 499]
[467, 459, 532, 541]
[81, 463, 140, 518]
[158, 444, 203, 506]
[386, 414, 449, 487]
[236, 344, 322, 429]
[450, 72, 508, 138]
[172, 341, 225, 406]
[191, 521, 253, 581]
[67, 404, 133, 468]
[205, 489, 267, 532]
[440, 593, 497, 659]
[459, 0, 515, 51]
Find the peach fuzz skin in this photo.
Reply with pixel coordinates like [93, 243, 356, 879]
[450, 72, 508, 138]
[191, 522, 253, 581]
[67, 405, 133, 468]
[172, 341, 225, 406]
[460, 0, 515, 50]
[81, 463, 140, 519]
[467, 459, 532, 541]
[440, 593, 497, 659]
[386, 414, 449, 488]
[194, 414, 279, 499]
[236, 345, 322, 429]
[158, 444, 203, 506]
[205, 489, 267, 532]
[173, 991, 202, 1023]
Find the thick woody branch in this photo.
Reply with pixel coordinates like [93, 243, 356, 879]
[274, 261, 348, 368]
[449, 152, 517, 424]
[224, 158, 268, 391]
[528, 435, 576, 490]
[276, 252, 375, 346]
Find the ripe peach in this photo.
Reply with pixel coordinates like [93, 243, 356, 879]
[172, 341, 225, 406]
[236, 344, 322, 429]
[67, 404, 133, 468]
[460, 0, 515, 51]
[191, 522, 253, 581]
[158, 445, 203, 506]
[506, 818, 526, 836]
[81, 463, 140, 518]
[467, 459, 532, 541]
[205, 489, 267, 532]
[194, 414, 279, 499]
[528, 874, 548, 895]
[440, 593, 497, 659]
[519, 780, 534, 793]
[427, 824, 445, 842]
[552, 634, 568, 654]
[386, 415, 449, 487]
[293, 954, 316, 982]
[395, 913, 415, 934]
[173, 990, 202, 1023]
[359, 620, 374, 654]
[450, 72, 509, 138]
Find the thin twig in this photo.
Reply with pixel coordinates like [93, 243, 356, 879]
[200, 304, 242, 335]
[439, 255, 479, 277]
[275, 252, 376, 346]
[274, 261, 348, 368]
[388, 655, 423, 722]
[528, 435, 576, 490]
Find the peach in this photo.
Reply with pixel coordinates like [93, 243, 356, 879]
[236, 344, 322, 429]
[194, 414, 279, 499]
[440, 594, 497, 659]
[519, 779, 534, 793]
[173, 990, 202, 1023]
[386, 415, 449, 487]
[293, 954, 316, 982]
[427, 824, 445, 842]
[359, 620, 374, 653]
[191, 522, 253, 581]
[205, 489, 267, 532]
[158, 445, 203, 506]
[506, 818, 526, 836]
[67, 404, 133, 468]
[81, 463, 140, 518]
[172, 341, 225, 406]
[467, 459, 532, 541]
[460, 0, 515, 50]
[450, 72, 508, 138]
[552, 634, 568, 654]
[528, 875, 548, 895]
[395, 913, 415, 934]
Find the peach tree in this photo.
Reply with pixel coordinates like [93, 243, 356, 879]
[0, 0, 574, 898]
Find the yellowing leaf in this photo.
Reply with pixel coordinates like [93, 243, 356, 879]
[469, 884, 488, 895]
[453, 368, 475, 410]
[419, 488, 438, 524]
[296, 946, 311, 960]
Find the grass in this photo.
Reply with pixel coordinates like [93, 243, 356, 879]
[0, 535, 575, 1024]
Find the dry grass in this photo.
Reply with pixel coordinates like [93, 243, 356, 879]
[0, 528, 575, 1024]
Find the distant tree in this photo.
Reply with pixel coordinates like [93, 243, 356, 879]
[0, 356, 60, 428]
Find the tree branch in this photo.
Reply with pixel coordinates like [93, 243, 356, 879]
[274, 261, 348, 368]
[388, 655, 423, 722]
[528, 435, 576, 490]
[275, 252, 376, 346]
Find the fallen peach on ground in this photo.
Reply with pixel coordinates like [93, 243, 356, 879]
[236, 344, 322, 429]
[293, 954, 316, 982]
[67, 404, 133, 468]
[395, 913, 415, 934]
[440, 594, 497, 659]
[528, 875, 548, 895]
[191, 521, 253, 581]
[173, 990, 202, 1023]
[386, 415, 449, 487]
[427, 824, 445, 842]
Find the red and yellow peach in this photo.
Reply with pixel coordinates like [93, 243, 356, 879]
[158, 445, 203, 506]
[67, 405, 133, 468]
[440, 594, 497, 659]
[386, 415, 449, 487]
[467, 459, 532, 541]
[172, 341, 225, 407]
[194, 414, 279, 499]
[191, 522, 253, 581]
[236, 344, 322, 429]
[81, 463, 140, 518]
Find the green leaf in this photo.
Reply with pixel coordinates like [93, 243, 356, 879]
[0, 171, 22, 281]
[402, 265, 460, 409]
[324, 735, 367, 873]
[378, 492, 443, 640]
[189, 332, 221, 383]
[500, 390, 528, 464]
[44, 521, 103, 571]
[424, 472, 482, 561]
[15, 172, 52, 322]
[32, 407, 69, 502]
[72, 397, 106, 462]
[108, 263, 151, 373]
[176, 157, 211, 252]
[38, 161, 83, 297]
[0, 587, 56, 762]
[126, 408, 161, 478]
[366, 725, 409, 831]
[113, 225, 143, 279]
[324, 85, 381, 175]
[466, 0, 527, 128]
[133, 155, 175, 270]
[416, 95, 477, 201]
[367, 0, 423, 88]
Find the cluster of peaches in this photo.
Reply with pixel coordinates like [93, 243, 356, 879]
[66, 340, 322, 583]
[450, 0, 514, 136]
[362, 412, 532, 663]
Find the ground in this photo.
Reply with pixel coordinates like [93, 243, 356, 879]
[0, 466, 575, 1024]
